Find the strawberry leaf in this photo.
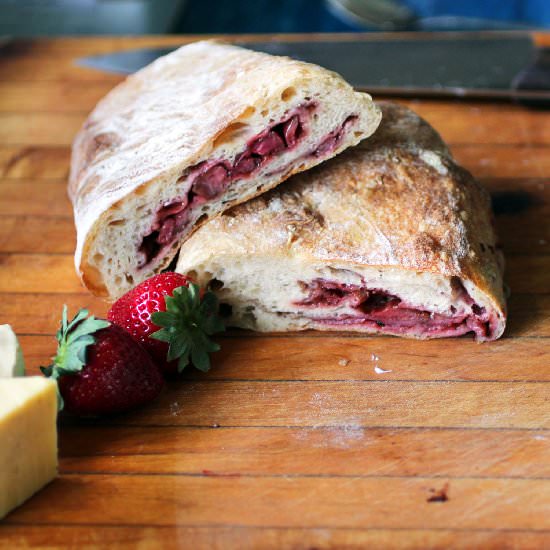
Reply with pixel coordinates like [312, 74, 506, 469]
[198, 293, 226, 335]
[40, 365, 53, 377]
[204, 339, 221, 353]
[150, 283, 224, 373]
[191, 345, 210, 373]
[167, 334, 188, 361]
[177, 349, 191, 372]
[150, 311, 177, 327]
[66, 316, 105, 344]
[42, 306, 110, 408]
[148, 328, 173, 343]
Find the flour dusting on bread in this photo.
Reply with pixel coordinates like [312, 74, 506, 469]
[176, 103, 506, 341]
[69, 41, 381, 299]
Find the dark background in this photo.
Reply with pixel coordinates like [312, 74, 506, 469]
[1, 0, 550, 36]
[178, 0, 550, 33]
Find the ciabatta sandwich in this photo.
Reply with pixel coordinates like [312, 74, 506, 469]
[69, 41, 381, 299]
[176, 103, 506, 341]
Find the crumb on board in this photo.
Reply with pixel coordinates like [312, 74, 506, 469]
[374, 366, 392, 374]
[371, 353, 391, 374]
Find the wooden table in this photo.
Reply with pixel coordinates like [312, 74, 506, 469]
[0, 34, 549, 549]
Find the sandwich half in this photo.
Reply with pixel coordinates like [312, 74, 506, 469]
[176, 102, 506, 341]
[69, 40, 381, 299]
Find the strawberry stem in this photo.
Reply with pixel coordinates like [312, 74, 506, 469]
[150, 283, 224, 372]
[41, 305, 110, 410]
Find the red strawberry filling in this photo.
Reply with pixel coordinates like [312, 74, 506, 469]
[295, 278, 497, 341]
[138, 105, 359, 267]
[314, 115, 358, 157]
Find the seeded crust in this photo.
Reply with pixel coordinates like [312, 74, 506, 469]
[176, 102, 506, 340]
[69, 40, 381, 299]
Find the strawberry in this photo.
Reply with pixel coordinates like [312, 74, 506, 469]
[42, 307, 163, 416]
[108, 272, 224, 375]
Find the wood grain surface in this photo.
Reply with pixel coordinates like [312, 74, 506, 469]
[0, 34, 549, 549]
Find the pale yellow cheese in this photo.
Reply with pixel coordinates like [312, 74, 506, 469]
[0, 324, 25, 378]
[0, 377, 58, 520]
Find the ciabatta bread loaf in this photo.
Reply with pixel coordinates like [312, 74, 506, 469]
[176, 102, 506, 341]
[69, 41, 381, 299]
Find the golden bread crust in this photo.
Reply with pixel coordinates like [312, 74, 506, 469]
[69, 40, 380, 297]
[177, 102, 506, 333]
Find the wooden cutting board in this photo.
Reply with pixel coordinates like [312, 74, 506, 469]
[0, 34, 549, 549]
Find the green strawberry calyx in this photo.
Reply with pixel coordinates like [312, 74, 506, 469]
[150, 283, 225, 373]
[41, 306, 110, 409]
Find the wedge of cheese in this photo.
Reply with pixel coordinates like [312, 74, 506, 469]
[0, 377, 58, 520]
[0, 324, 25, 378]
